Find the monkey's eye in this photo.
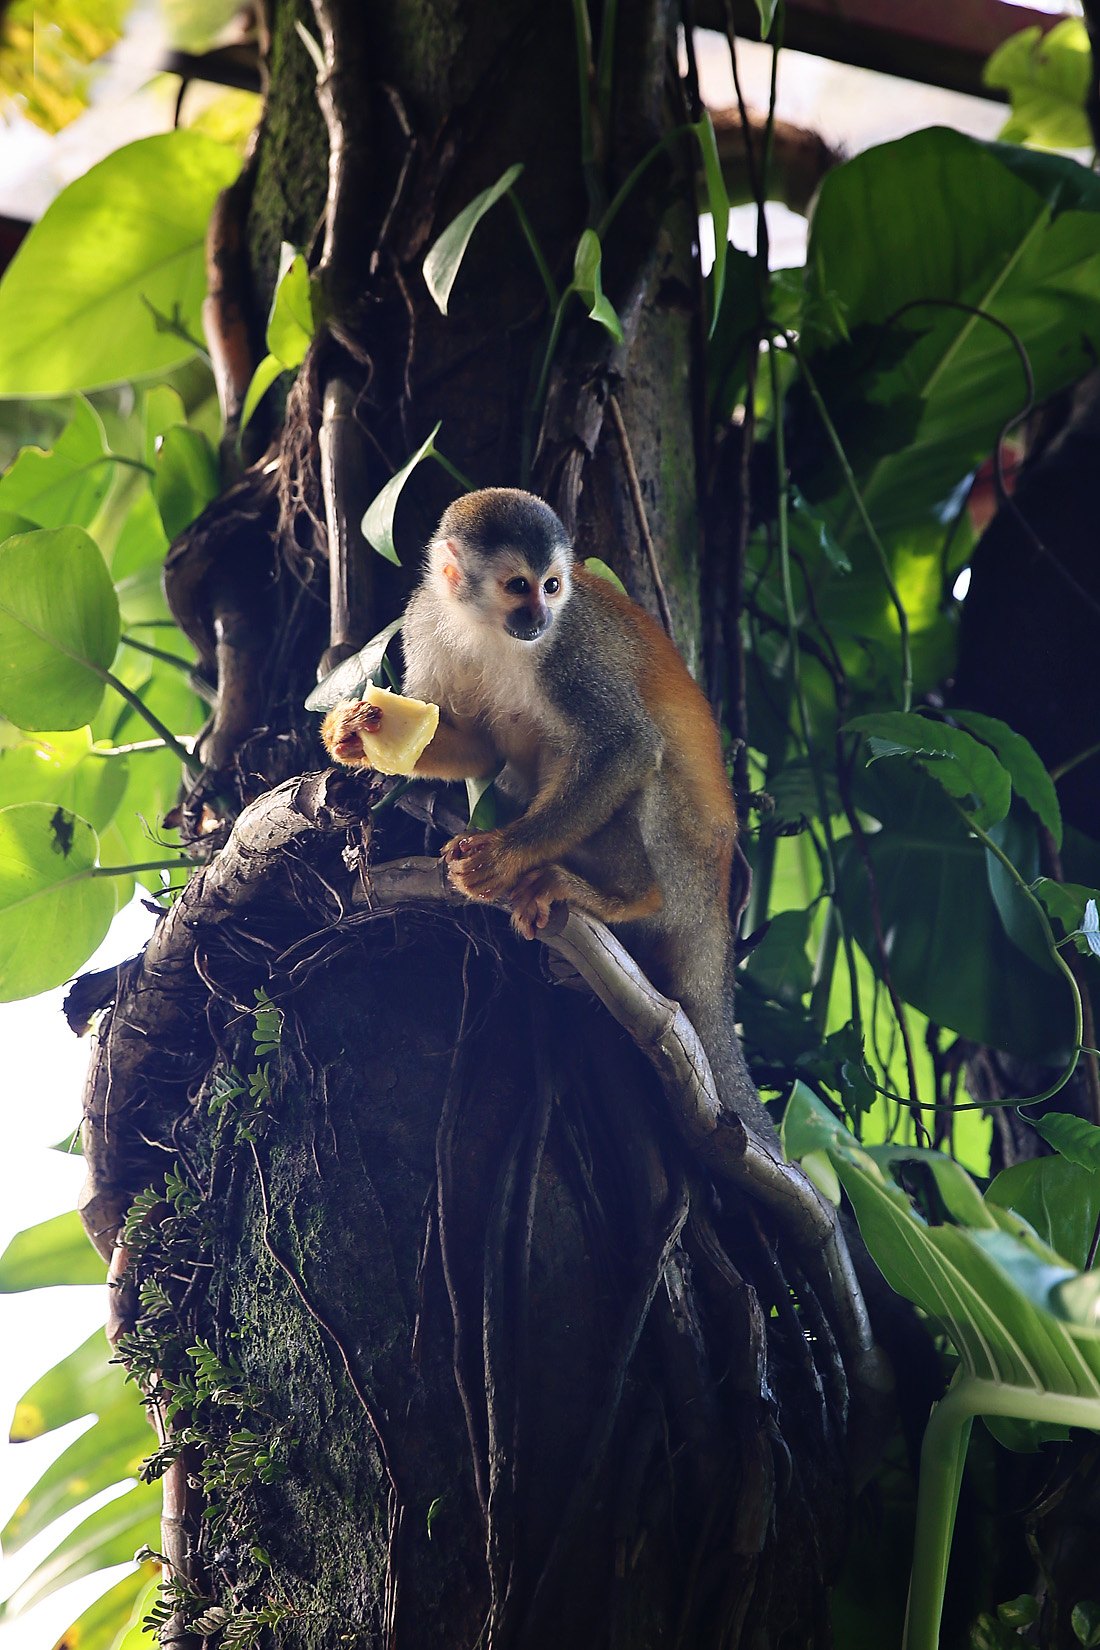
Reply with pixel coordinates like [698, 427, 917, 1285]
[504, 576, 530, 596]
[544, 577, 561, 595]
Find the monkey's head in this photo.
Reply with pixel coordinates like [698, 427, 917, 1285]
[428, 488, 573, 643]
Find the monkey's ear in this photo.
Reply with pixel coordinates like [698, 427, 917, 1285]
[440, 539, 462, 590]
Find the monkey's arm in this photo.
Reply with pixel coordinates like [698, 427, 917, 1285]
[411, 716, 499, 781]
[446, 722, 661, 900]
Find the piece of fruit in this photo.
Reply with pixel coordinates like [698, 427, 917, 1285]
[329, 685, 439, 775]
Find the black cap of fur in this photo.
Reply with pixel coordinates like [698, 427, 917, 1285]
[435, 488, 572, 574]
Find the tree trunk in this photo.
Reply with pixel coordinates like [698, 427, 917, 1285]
[78, 3, 885, 1644]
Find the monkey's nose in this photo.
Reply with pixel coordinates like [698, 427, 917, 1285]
[505, 604, 549, 641]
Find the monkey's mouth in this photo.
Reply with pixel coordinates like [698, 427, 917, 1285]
[504, 612, 550, 641]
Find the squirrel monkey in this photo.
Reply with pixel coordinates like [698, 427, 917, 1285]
[323, 488, 769, 1133]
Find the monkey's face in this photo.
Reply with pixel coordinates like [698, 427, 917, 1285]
[430, 539, 572, 645]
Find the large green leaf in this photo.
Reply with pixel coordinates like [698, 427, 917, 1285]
[783, 1085, 1100, 1394]
[846, 710, 1012, 830]
[0, 727, 127, 831]
[952, 709, 1062, 848]
[362, 422, 442, 565]
[1, 1480, 161, 1617]
[0, 398, 111, 529]
[988, 1156, 1100, 1273]
[834, 762, 1073, 1059]
[0, 132, 240, 396]
[0, 527, 120, 732]
[0, 802, 117, 1000]
[0, 1210, 104, 1293]
[802, 130, 1100, 542]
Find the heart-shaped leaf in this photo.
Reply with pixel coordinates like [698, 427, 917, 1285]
[0, 131, 240, 395]
[0, 527, 120, 732]
[0, 802, 117, 1000]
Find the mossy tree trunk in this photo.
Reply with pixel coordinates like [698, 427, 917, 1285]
[81, 3, 881, 1646]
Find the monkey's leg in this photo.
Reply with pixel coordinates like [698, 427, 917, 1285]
[507, 863, 662, 940]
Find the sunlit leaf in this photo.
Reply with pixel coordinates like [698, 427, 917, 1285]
[693, 112, 729, 334]
[0, 398, 111, 530]
[572, 229, 623, 342]
[0, 728, 127, 832]
[984, 19, 1091, 152]
[581, 558, 627, 594]
[423, 164, 524, 316]
[361, 423, 442, 565]
[0, 1210, 103, 1293]
[988, 1156, 1100, 1272]
[49, 1564, 155, 1650]
[10, 1330, 122, 1443]
[266, 245, 315, 367]
[0, 527, 119, 732]
[0, 132, 240, 395]
[0, 803, 116, 1000]
[238, 353, 284, 435]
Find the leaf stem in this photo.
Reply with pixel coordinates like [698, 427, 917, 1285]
[92, 860, 192, 877]
[768, 341, 867, 1063]
[430, 449, 476, 493]
[507, 191, 559, 310]
[785, 335, 913, 712]
[101, 668, 203, 776]
[120, 634, 197, 672]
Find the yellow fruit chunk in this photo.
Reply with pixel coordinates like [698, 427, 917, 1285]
[337, 685, 439, 775]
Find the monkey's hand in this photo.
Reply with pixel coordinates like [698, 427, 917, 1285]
[507, 867, 564, 939]
[321, 700, 382, 768]
[442, 830, 529, 905]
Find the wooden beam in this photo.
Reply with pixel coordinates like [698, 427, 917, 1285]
[705, 0, 1064, 99]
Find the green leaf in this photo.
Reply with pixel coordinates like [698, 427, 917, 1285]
[0, 1210, 103, 1293]
[835, 761, 1072, 1059]
[1072, 1600, 1100, 1649]
[154, 425, 219, 541]
[0, 131, 240, 395]
[988, 1156, 1100, 1272]
[581, 558, 627, 595]
[790, 487, 851, 574]
[846, 711, 1012, 830]
[754, 0, 779, 37]
[572, 229, 623, 342]
[743, 908, 814, 1001]
[3, 1480, 161, 1617]
[984, 20, 1092, 153]
[0, 728, 127, 832]
[362, 423, 442, 565]
[1029, 1114, 1100, 1173]
[0, 398, 111, 529]
[423, 163, 524, 316]
[466, 773, 499, 831]
[266, 244, 315, 367]
[303, 618, 404, 713]
[239, 353, 284, 434]
[802, 129, 1100, 548]
[0, 802, 117, 1000]
[693, 112, 729, 334]
[0, 527, 120, 732]
[1033, 878, 1100, 935]
[951, 710, 1061, 848]
[997, 1595, 1041, 1629]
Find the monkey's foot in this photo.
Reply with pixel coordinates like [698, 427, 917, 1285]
[442, 829, 525, 903]
[321, 699, 382, 767]
[508, 867, 564, 940]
